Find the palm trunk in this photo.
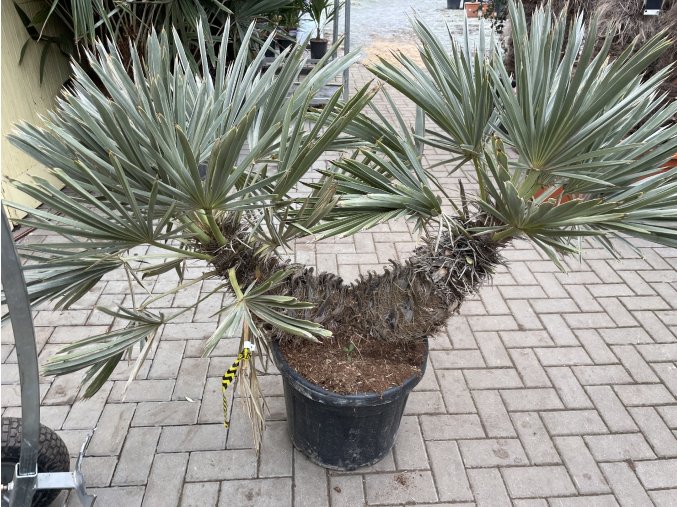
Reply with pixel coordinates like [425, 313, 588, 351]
[205, 214, 505, 344]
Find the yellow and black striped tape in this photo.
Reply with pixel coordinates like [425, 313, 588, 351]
[222, 342, 254, 428]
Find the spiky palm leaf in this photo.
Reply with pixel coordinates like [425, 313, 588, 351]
[5, 20, 367, 400]
[368, 1, 677, 259]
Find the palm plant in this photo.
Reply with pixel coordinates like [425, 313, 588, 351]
[304, 0, 340, 40]
[15, 0, 297, 74]
[5, 0, 677, 451]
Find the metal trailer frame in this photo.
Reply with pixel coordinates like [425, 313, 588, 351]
[1, 209, 96, 507]
[333, 0, 351, 100]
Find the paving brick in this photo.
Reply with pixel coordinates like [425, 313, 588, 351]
[142, 453, 188, 507]
[464, 368, 523, 389]
[600, 462, 653, 507]
[554, 436, 610, 494]
[547, 496, 619, 507]
[513, 500, 548, 507]
[563, 313, 615, 329]
[620, 295, 671, 311]
[540, 314, 580, 346]
[546, 367, 593, 409]
[43, 373, 84, 405]
[501, 388, 564, 411]
[636, 343, 677, 361]
[329, 475, 364, 507]
[161, 323, 216, 340]
[476, 331, 512, 366]
[572, 365, 633, 385]
[540, 410, 608, 436]
[404, 390, 446, 414]
[610, 345, 659, 383]
[598, 327, 653, 345]
[55, 429, 92, 457]
[259, 420, 293, 477]
[293, 450, 328, 507]
[364, 471, 438, 504]
[501, 466, 576, 498]
[87, 403, 136, 456]
[467, 468, 510, 507]
[147, 340, 185, 379]
[427, 440, 473, 502]
[500, 330, 554, 347]
[505, 299, 542, 330]
[530, 298, 579, 314]
[480, 287, 510, 314]
[534, 347, 593, 366]
[633, 458, 677, 490]
[430, 350, 485, 369]
[34, 310, 90, 326]
[111, 426, 161, 485]
[585, 434, 656, 461]
[510, 349, 551, 387]
[436, 370, 475, 413]
[511, 412, 560, 465]
[658, 405, 677, 429]
[586, 386, 638, 432]
[132, 400, 199, 426]
[649, 489, 677, 506]
[445, 316, 478, 349]
[393, 416, 429, 470]
[62, 382, 112, 429]
[82, 486, 144, 507]
[614, 384, 675, 406]
[180, 482, 220, 507]
[420, 414, 485, 440]
[575, 330, 620, 364]
[598, 297, 638, 327]
[467, 315, 519, 332]
[109, 379, 174, 402]
[218, 478, 292, 507]
[186, 450, 257, 481]
[172, 357, 208, 401]
[632, 310, 676, 343]
[458, 438, 527, 467]
[564, 286, 603, 313]
[473, 390, 516, 438]
[157, 424, 226, 452]
[77, 456, 117, 487]
[628, 407, 677, 458]
[653, 363, 677, 397]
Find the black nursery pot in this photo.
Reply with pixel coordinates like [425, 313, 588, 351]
[271, 339, 428, 471]
[309, 38, 328, 60]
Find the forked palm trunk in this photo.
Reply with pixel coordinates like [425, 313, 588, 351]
[207, 213, 504, 344]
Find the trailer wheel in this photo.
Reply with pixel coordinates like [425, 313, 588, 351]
[1, 417, 70, 507]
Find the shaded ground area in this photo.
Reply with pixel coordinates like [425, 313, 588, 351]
[2, 2, 677, 507]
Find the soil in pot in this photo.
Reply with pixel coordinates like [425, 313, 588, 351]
[279, 335, 425, 394]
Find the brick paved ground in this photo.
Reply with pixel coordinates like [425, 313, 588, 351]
[2, 4, 677, 507]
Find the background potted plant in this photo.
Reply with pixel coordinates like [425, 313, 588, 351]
[273, 0, 305, 50]
[464, 0, 483, 17]
[304, 0, 341, 59]
[4, 0, 677, 471]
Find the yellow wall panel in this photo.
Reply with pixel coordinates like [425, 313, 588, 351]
[2, 0, 72, 221]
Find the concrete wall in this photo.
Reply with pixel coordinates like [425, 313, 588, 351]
[1, 0, 71, 221]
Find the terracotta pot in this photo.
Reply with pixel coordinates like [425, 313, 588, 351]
[464, 1, 481, 18]
[533, 186, 576, 204]
[662, 153, 677, 170]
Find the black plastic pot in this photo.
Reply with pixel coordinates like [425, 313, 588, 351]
[447, 0, 463, 8]
[272, 339, 428, 470]
[309, 39, 328, 60]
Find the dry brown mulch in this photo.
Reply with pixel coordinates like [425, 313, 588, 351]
[279, 336, 425, 395]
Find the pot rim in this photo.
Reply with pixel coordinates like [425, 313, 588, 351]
[271, 338, 428, 406]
